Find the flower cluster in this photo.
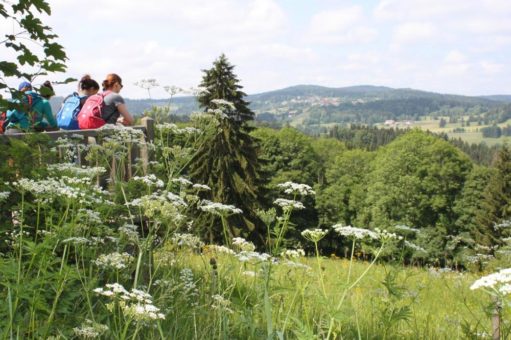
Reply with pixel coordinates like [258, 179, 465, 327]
[199, 200, 242, 216]
[172, 177, 193, 186]
[204, 245, 236, 255]
[404, 240, 427, 253]
[180, 268, 199, 307]
[394, 224, 419, 233]
[333, 225, 378, 240]
[48, 163, 106, 178]
[232, 237, 256, 252]
[132, 174, 164, 188]
[192, 183, 211, 191]
[94, 283, 165, 321]
[0, 191, 10, 202]
[280, 248, 306, 259]
[470, 268, 511, 294]
[236, 251, 271, 263]
[273, 198, 305, 211]
[277, 182, 316, 196]
[94, 252, 133, 270]
[374, 228, 403, 241]
[211, 294, 234, 314]
[73, 319, 109, 339]
[211, 99, 235, 110]
[301, 228, 328, 242]
[171, 233, 204, 249]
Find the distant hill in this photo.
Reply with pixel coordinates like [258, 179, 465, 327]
[480, 95, 511, 103]
[49, 85, 511, 130]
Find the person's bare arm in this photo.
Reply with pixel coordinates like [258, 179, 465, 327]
[116, 103, 134, 126]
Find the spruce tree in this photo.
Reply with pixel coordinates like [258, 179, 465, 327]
[188, 54, 266, 244]
[476, 145, 511, 248]
[197, 54, 254, 123]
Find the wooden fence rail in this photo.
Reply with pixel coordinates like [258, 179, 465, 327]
[1, 117, 155, 181]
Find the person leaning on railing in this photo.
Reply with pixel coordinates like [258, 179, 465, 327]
[101, 74, 134, 126]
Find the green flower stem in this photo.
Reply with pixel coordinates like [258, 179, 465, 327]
[314, 240, 327, 298]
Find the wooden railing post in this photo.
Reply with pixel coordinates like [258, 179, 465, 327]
[140, 117, 155, 175]
[492, 296, 501, 340]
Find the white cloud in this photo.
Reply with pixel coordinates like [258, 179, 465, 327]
[306, 6, 378, 44]
[393, 22, 436, 45]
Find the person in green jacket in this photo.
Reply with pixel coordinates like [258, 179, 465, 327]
[32, 81, 57, 131]
[4, 81, 57, 133]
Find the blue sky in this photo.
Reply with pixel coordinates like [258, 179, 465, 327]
[3, 0, 511, 99]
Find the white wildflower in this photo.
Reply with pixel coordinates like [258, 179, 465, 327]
[73, 319, 108, 339]
[281, 249, 305, 259]
[211, 99, 235, 110]
[404, 240, 427, 253]
[333, 225, 378, 240]
[172, 233, 204, 249]
[199, 200, 242, 216]
[207, 245, 236, 255]
[242, 271, 257, 277]
[94, 252, 133, 270]
[470, 268, 511, 291]
[236, 251, 271, 263]
[0, 191, 10, 202]
[273, 198, 305, 211]
[277, 181, 315, 196]
[232, 237, 256, 252]
[301, 228, 327, 243]
[211, 294, 234, 314]
[132, 174, 164, 188]
[192, 183, 211, 191]
[172, 177, 193, 186]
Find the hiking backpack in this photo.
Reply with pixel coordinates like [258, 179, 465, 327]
[1, 93, 40, 133]
[77, 91, 111, 129]
[57, 92, 87, 130]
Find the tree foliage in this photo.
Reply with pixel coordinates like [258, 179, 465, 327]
[188, 55, 266, 243]
[1, 0, 68, 108]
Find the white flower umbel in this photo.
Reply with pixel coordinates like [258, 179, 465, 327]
[277, 181, 316, 196]
[192, 183, 211, 191]
[471, 268, 511, 294]
[206, 245, 236, 255]
[333, 225, 378, 240]
[232, 237, 256, 252]
[132, 174, 164, 188]
[94, 252, 133, 270]
[94, 283, 165, 321]
[374, 228, 403, 241]
[281, 248, 306, 259]
[211, 294, 234, 314]
[236, 251, 271, 263]
[273, 198, 305, 211]
[172, 177, 193, 187]
[211, 99, 236, 110]
[199, 200, 242, 216]
[404, 241, 427, 253]
[0, 191, 10, 202]
[73, 319, 108, 339]
[171, 233, 204, 249]
[301, 228, 327, 243]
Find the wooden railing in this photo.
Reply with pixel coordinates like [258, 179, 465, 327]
[1, 117, 155, 181]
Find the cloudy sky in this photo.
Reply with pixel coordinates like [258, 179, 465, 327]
[4, 0, 511, 98]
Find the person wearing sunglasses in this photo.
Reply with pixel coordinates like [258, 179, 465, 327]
[101, 73, 134, 126]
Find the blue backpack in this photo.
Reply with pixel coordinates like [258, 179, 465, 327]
[57, 92, 87, 130]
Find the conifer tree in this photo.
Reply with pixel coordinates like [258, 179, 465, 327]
[188, 54, 266, 243]
[197, 54, 254, 123]
[476, 145, 511, 247]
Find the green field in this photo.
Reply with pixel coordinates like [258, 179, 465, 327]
[412, 117, 511, 146]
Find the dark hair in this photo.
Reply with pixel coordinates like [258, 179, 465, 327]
[79, 75, 100, 91]
[102, 73, 122, 91]
[41, 80, 55, 99]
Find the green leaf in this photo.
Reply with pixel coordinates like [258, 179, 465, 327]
[0, 61, 20, 77]
[44, 42, 67, 61]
